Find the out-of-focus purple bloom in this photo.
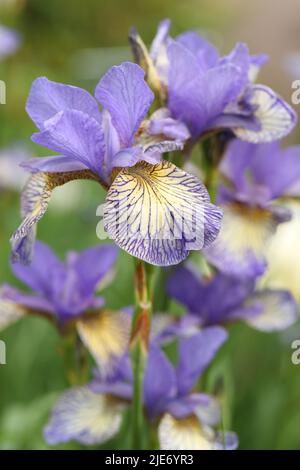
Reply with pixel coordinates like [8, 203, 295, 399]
[131, 19, 296, 144]
[11, 62, 222, 267]
[167, 264, 298, 332]
[44, 326, 238, 450]
[203, 140, 300, 278]
[0, 25, 20, 59]
[0, 241, 131, 373]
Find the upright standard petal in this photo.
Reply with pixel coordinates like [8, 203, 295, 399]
[44, 387, 124, 445]
[31, 110, 106, 180]
[76, 310, 131, 375]
[26, 77, 101, 130]
[10, 170, 98, 264]
[234, 85, 297, 143]
[176, 327, 228, 396]
[245, 290, 298, 332]
[95, 62, 154, 147]
[103, 160, 222, 266]
[143, 345, 177, 419]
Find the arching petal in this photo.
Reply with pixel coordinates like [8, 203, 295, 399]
[204, 203, 291, 279]
[234, 85, 297, 143]
[76, 310, 131, 376]
[103, 161, 222, 266]
[246, 290, 298, 332]
[20, 156, 87, 174]
[44, 387, 125, 445]
[95, 62, 154, 147]
[10, 170, 98, 265]
[26, 77, 101, 130]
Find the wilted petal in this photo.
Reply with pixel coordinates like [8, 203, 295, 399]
[76, 310, 131, 375]
[246, 290, 298, 332]
[204, 203, 290, 278]
[26, 77, 101, 130]
[103, 160, 222, 266]
[10, 170, 97, 264]
[158, 413, 218, 450]
[44, 387, 124, 445]
[234, 85, 297, 143]
[32, 110, 106, 179]
[95, 62, 154, 147]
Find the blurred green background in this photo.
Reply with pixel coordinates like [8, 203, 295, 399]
[1, 0, 300, 450]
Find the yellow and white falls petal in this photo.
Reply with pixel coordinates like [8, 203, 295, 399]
[104, 160, 222, 266]
[10, 170, 97, 265]
[158, 413, 217, 450]
[246, 290, 298, 332]
[234, 85, 297, 143]
[0, 298, 25, 331]
[44, 386, 125, 445]
[260, 201, 300, 303]
[204, 203, 285, 278]
[76, 310, 131, 375]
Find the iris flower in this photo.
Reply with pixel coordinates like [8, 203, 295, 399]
[204, 140, 300, 278]
[44, 327, 238, 450]
[167, 264, 298, 332]
[130, 19, 296, 144]
[0, 241, 131, 372]
[11, 62, 222, 267]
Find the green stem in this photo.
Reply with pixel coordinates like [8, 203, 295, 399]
[130, 260, 153, 449]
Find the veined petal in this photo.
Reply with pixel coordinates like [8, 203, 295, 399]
[0, 297, 25, 331]
[103, 161, 222, 266]
[44, 387, 124, 445]
[234, 85, 297, 143]
[10, 170, 98, 264]
[158, 413, 218, 450]
[204, 203, 289, 278]
[32, 109, 106, 179]
[246, 290, 298, 332]
[76, 310, 131, 375]
[95, 62, 154, 147]
[26, 77, 101, 130]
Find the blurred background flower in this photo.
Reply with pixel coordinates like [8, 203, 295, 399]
[1, 0, 300, 451]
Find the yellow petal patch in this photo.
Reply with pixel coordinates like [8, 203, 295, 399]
[158, 413, 216, 450]
[204, 202, 281, 277]
[76, 310, 131, 374]
[104, 160, 222, 266]
[0, 299, 25, 331]
[44, 386, 125, 445]
[260, 201, 300, 303]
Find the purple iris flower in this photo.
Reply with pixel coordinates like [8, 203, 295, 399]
[130, 19, 296, 144]
[0, 241, 132, 372]
[44, 326, 238, 449]
[204, 139, 300, 278]
[11, 62, 222, 267]
[167, 264, 298, 332]
[0, 25, 20, 59]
